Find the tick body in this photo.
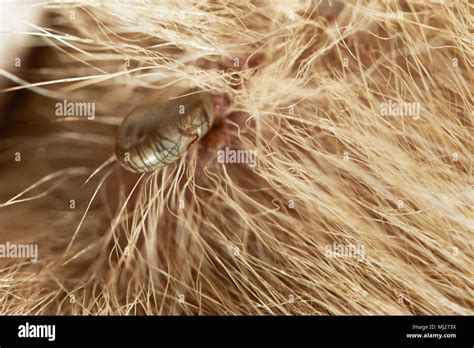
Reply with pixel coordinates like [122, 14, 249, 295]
[115, 87, 215, 173]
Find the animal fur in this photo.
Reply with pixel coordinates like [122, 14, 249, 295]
[0, 0, 472, 315]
